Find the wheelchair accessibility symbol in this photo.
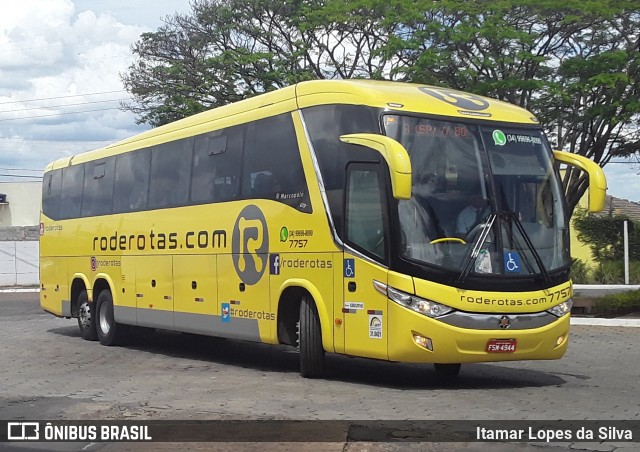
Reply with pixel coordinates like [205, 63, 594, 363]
[504, 252, 521, 273]
[344, 259, 355, 278]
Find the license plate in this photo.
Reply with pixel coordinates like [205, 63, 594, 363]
[486, 339, 517, 353]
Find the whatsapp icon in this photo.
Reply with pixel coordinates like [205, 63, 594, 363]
[492, 130, 507, 146]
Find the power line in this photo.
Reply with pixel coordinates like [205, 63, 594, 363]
[0, 137, 112, 143]
[0, 174, 42, 179]
[0, 139, 112, 146]
[0, 107, 123, 122]
[0, 98, 130, 114]
[0, 90, 127, 106]
[0, 168, 43, 172]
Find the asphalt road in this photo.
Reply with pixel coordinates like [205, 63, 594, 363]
[0, 292, 638, 451]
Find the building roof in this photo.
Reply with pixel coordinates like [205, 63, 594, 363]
[601, 195, 640, 222]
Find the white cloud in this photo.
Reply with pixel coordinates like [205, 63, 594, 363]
[0, 0, 189, 179]
[0, 1, 73, 75]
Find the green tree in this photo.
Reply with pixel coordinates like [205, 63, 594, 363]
[573, 208, 640, 262]
[121, 1, 640, 215]
[121, 0, 394, 126]
[376, 0, 640, 214]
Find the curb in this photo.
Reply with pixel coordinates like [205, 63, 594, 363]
[570, 317, 640, 328]
[0, 287, 39, 293]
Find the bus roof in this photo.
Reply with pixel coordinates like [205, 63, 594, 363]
[295, 79, 538, 125]
[45, 79, 539, 171]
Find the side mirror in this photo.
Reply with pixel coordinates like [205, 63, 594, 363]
[553, 151, 607, 213]
[339, 133, 412, 200]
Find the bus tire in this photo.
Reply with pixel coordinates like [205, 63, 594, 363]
[433, 363, 461, 378]
[299, 294, 325, 378]
[77, 290, 97, 341]
[96, 290, 126, 346]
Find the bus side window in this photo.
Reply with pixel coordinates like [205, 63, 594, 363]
[42, 169, 62, 220]
[345, 165, 387, 261]
[303, 104, 381, 235]
[252, 171, 276, 198]
[149, 138, 193, 209]
[114, 149, 151, 213]
[214, 127, 243, 201]
[60, 164, 85, 219]
[243, 114, 311, 212]
[191, 134, 224, 204]
[191, 126, 243, 204]
[82, 159, 115, 217]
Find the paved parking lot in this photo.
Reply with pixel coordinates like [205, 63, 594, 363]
[0, 292, 638, 451]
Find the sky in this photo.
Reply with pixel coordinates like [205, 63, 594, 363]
[0, 0, 191, 180]
[1, 0, 639, 203]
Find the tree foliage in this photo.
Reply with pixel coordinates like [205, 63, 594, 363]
[376, 0, 640, 213]
[573, 208, 640, 262]
[121, 0, 395, 126]
[121, 0, 640, 213]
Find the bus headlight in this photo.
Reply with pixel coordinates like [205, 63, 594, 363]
[387, 286, 454, 318]
[547, 299, 573, 317]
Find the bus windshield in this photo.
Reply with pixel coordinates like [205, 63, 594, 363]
[384, 115, 570, 276]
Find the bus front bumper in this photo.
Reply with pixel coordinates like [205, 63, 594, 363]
[387, 302, 570, 364]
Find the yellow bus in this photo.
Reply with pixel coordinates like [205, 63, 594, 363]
[40, 80, 606, 378]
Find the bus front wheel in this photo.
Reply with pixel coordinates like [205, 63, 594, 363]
[96, 290, 127, 346]
[77, 290, 97, 341]
[298, 294, 325, 378]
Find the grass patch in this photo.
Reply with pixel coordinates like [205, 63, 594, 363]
[594, 289, 640, 317]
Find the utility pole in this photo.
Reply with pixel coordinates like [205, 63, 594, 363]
[623, 220, 629, 285]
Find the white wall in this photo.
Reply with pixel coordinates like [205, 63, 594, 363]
[0, 241, 39, 286]
[0, 182, 41, 286]
[0, 181, 41, 227]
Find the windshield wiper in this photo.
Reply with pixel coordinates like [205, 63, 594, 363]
[503, 210, 551, 285]
[456, 213, 497, 284]
[495, 184, 551, 284]
[455, 209, 551, 285]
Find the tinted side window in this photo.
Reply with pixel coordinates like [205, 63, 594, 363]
[302, 105, 381, 236]
[149, 138, 193, 209]
[82, 159, 115, 217]
[42, 169, 62, 220]
[113, 149, 151, 213]
[243, 114, 311, 213]
[60, 164, 85, 219]
[346, 165, 387, 261]
[191, 126, 243, 204]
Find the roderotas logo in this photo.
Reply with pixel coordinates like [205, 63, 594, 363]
[419, 87, 490, 111]
[232, 205, 269, 285]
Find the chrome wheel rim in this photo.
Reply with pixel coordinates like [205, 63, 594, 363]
[99, 305, 111, 335]
[78, 303, 91, 330]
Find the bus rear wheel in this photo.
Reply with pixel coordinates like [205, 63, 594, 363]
[298, 294, 325, 378]
[77, 290, 97, 341]
[96, 290, 127, 346]
[433, 363, 461, 378]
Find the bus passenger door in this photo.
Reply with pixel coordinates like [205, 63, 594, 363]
[342, 164, 389, 360]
